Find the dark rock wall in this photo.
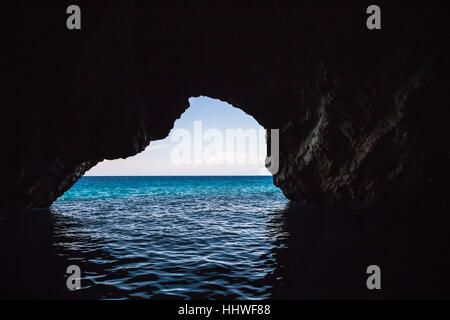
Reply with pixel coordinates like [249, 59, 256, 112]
[2, 1, 449, 217]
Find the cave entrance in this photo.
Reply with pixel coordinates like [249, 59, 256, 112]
[85, 96, 270, 176]
[47, 97, 288, 300]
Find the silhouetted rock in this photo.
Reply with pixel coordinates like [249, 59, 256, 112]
[2, 1, 449, 217]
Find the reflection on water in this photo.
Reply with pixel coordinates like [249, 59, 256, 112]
[0, 203, 381, 299]
[1, 177, 449, 299]
[1, 176, 289, 299]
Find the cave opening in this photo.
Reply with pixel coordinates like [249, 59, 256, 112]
[43, 96, 289, 299]
[85, 96, 271, 177]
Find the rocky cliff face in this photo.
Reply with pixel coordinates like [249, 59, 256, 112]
[274, 51, 449, 207]
[2, 1, 449, 217]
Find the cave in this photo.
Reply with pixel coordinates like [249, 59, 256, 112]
[2, 0, 450, 300]
[3, 1, 449, 218]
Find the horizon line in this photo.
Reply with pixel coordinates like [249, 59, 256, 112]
[83, 175, 272, 177]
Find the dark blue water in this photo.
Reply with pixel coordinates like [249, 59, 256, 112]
[2, 176, 297, 299]
[0, 176, 447, 299]
[1, 176, 391, 299]
[51, 176, 289, 299]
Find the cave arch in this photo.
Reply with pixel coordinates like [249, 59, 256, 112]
[2, 2, 449, 218]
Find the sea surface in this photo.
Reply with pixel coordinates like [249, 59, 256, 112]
[2, 176, 297, 299]
[54, 176, 289, 299]
[0, 176, 397, 300]
[1, 176, 447, 299]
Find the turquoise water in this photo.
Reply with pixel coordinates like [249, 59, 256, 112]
[1, 176, 446, 299]
[50, 176, 289, 299]
[0, 176, 392, 299]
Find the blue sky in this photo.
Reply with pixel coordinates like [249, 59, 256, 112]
[85, 97, 270, 176]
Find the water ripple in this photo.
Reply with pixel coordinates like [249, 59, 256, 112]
[48, 176, 288, 299]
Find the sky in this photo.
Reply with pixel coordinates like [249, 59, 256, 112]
[85, 97, 270, 176]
